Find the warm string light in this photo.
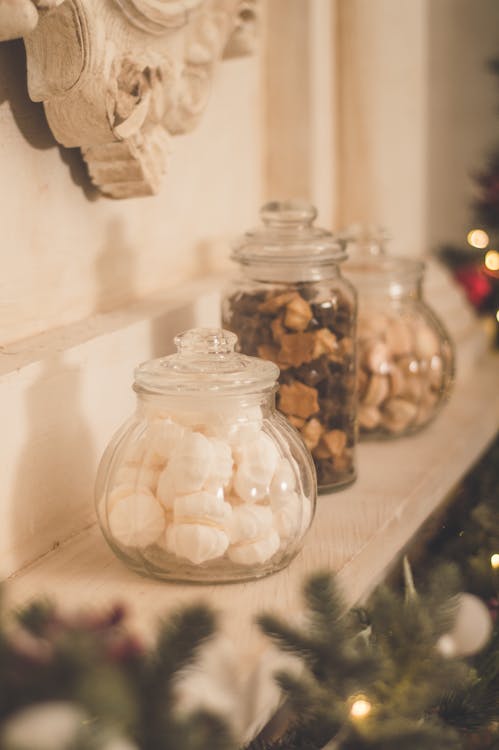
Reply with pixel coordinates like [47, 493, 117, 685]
[484, 250, 499, 272]
[350, 696, 372, 719]
[467, 229, 489, 249]
[496, 309, 499, 323]
[491, 553, 499, 570]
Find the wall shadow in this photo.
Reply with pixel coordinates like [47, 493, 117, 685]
[0, 40, 54, 149]
[0, 40, 97, 198]
[150, 303, 198, 359]
[149, 237, 225, 357]
[11, 354, 95, 569]
[94, 219, 138, 314]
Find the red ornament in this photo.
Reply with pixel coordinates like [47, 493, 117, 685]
[454, 266, 492, 307]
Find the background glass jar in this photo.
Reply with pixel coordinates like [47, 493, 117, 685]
[222, 201, 358, 492]
[96, 328, 316, 583]
[344, 257, 455, 439]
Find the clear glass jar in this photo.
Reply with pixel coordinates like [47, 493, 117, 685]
[344, 256, 455, 439]
[96, 328, 316, 583]
[222, 201, 358, 492]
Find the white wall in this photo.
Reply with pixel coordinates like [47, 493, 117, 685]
[0, 40, 262, 345]
[337, 0, 429, 256]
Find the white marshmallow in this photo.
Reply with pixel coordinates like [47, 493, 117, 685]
[233, 433, 280, 503]
[115, 463, 161, 493]
[157, 431, 214, 504]
[228, 504, 274, 545]
[207, 405, 263, 446]
[271, 491, 302, 540]
[168, 411, 208, 429]
[227, 531, 280, 566]
[122, 435, 148, 466]
[165, 524, 229, 564]
[108, 483, 136, 510]
[301, 497, 313, 534]
[108, 488, 166, 548]
[156, 469, 176, 511]
[145, 418, 189, 466]
[227, 505, 279, 566]
[174, 491, 232, 528]
[415, 322, 440, 360]
[269, 459, 297, 502]
[207, 438, 233, 488]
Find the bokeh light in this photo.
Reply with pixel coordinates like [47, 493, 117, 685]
[467, 229, 489, 249]
[350, 697, 372, 719]
[484, 250, 499, 271]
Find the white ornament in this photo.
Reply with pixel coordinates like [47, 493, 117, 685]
[437, 593, 493, 657]
[1, 702, 86, 750]
[165, 524, 229, 564]
[108, 488, 166, 547]
[0, 700, 139, 750]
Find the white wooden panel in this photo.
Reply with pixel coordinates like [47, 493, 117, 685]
[0, 43, 261, 345]
[0, 280, 222, 577]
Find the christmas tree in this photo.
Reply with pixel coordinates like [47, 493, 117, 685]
[438, 58, 499, 346]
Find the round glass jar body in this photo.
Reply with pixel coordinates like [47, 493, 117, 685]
[345, 257, 455, 439]
[222, 201, 358, 492]
[96, 329, 316, 583]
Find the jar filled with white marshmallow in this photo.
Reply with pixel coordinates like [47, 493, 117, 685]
[344, 257, 455, 438]
[96, 328, 316, 583]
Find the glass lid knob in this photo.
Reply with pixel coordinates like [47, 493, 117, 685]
[260, 200, 318, 228]
[174, 328, 237, 357]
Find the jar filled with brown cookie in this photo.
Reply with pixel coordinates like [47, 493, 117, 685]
[222, 201, 357, 492]
[344, 256, 454, 439]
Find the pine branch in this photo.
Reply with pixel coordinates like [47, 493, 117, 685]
[344, 717, 462, 750]
[139, 604, 221, 750]
[151, 604, 216, 682]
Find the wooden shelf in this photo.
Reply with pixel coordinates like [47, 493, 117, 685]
[7, 355, 498, 658]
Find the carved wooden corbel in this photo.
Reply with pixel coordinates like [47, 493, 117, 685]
[0, 0, 258, 198]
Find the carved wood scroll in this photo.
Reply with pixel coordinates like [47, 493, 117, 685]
[0, 0, 258, 198]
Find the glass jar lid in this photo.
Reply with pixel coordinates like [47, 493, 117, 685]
[344, 255, 425, 297]
[338, 223, 391, 258]
[134, 328, 280, 395]
[232, 200, 346, 266]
